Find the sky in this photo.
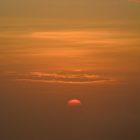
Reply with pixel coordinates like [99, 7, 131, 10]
[0, 0, 140, 140]
[0, 0, 140, 19]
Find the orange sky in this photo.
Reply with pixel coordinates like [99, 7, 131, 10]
[0, 0, 140, 140]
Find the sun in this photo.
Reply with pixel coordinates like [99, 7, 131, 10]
[67, 99, 82, 107]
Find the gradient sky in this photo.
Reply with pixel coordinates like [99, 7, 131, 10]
[0, 0, 140, 20]
[0, 1, 140, 140]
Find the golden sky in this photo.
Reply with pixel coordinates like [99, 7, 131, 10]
[0, 1, 140, 140]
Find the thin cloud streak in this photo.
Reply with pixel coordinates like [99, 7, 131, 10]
[30, 72, 100, 79]
[15, 78, 116, 85]
[4, 71, 118, 85]
[28, 30, 140, 45]
[1, 30, 139, 47]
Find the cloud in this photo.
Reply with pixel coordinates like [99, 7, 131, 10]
[16, 79, 115, 84]
[4, 71, 117, 85]
[28, 31, 115, 45]
[26, 30, 140, 46]
[1, 30, 139, 48]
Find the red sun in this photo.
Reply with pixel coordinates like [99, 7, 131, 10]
[67, 99, 82, 107]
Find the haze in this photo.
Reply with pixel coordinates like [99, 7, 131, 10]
[0, 0, 140, 140]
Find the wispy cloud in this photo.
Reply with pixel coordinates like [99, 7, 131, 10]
[16, 78, 115, 85]
[4, 71, 117, 85]
[1, 30, 140, 48]
[28, 30, 136, 46]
